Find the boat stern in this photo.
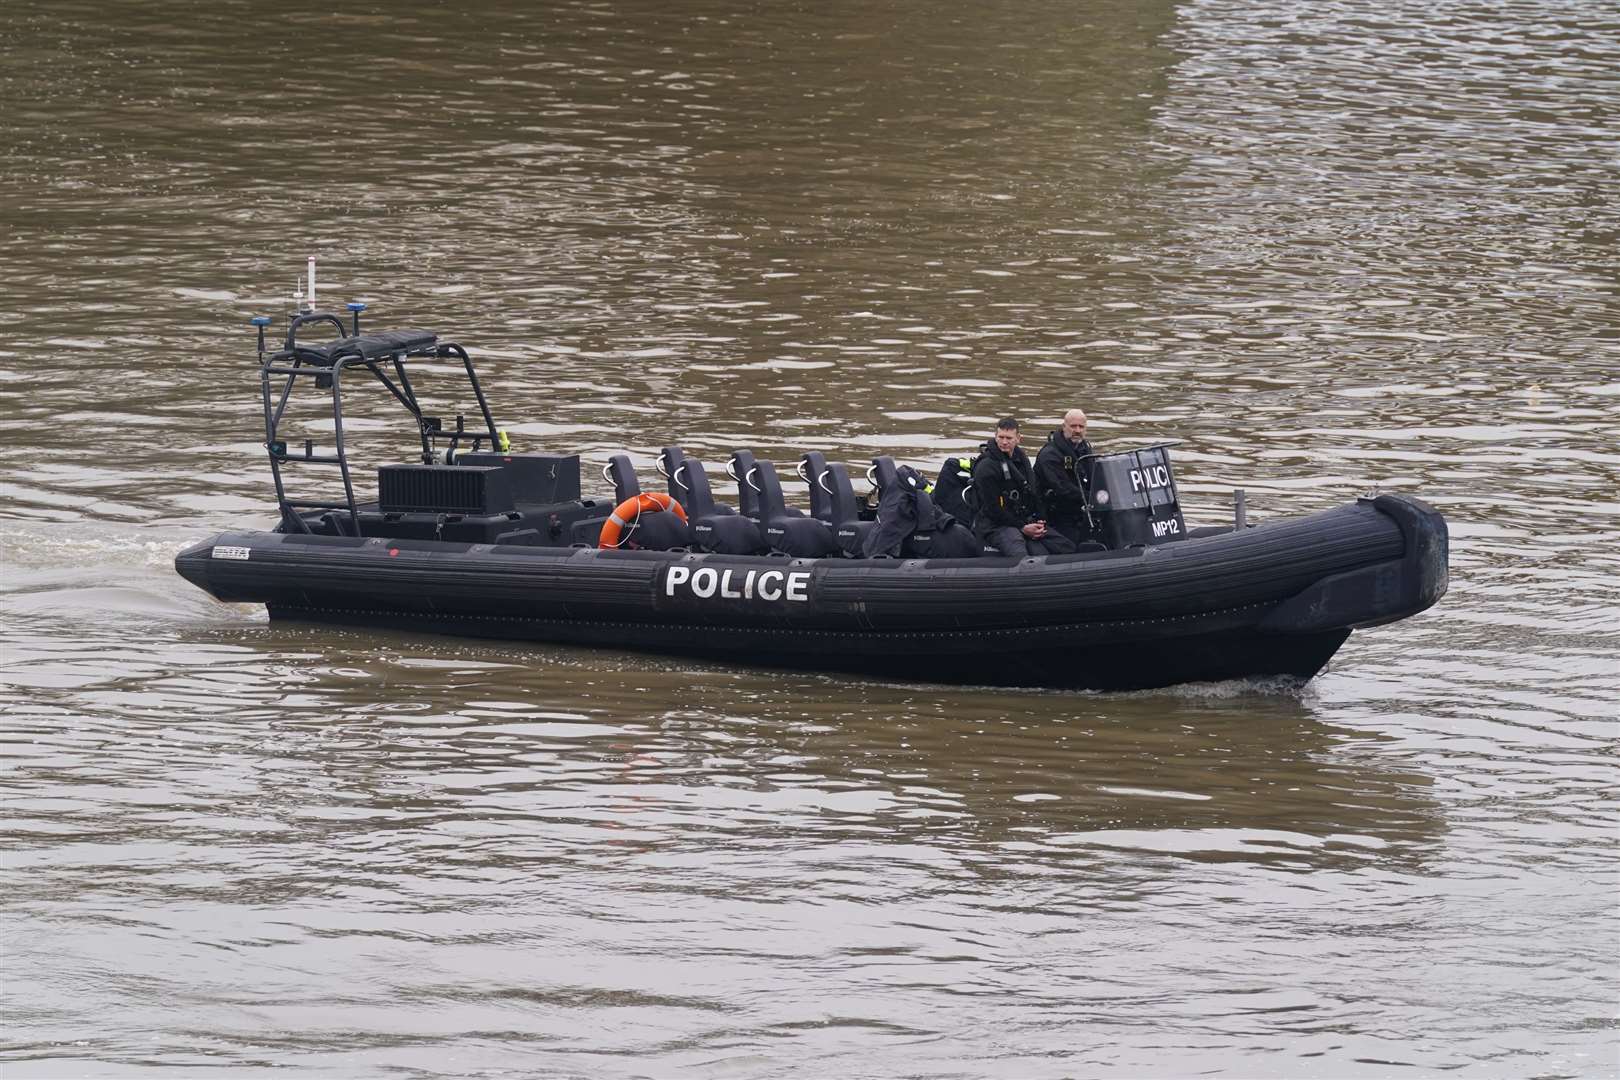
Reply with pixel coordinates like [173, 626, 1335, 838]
[174, 534, 260, 602]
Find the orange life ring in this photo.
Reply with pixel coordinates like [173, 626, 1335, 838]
[598, 492, 688, 549]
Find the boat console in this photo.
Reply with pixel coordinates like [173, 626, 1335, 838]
[1083, 444, 1188, 547]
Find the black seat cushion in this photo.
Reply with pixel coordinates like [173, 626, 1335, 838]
[606, 453, 641, 504]
[691, 514, 766, 555]
[296, 329, 438, 363]
[669, 453, 736, 518]
[765, 515, 839, 557]
[835, 520, 876, 558]
[750, 459, 826, 556]
[800, 452, 834, 523]
[620, 510, 690, 551]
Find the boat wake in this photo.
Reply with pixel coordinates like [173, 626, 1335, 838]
[0, 522, 252, 623]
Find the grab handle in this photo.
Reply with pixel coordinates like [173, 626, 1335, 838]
[284, 311, 346, 351]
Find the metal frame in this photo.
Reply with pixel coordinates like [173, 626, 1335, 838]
[256, 310, 504, 537]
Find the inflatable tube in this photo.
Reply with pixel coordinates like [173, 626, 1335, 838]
[176, 494, 1446, 691]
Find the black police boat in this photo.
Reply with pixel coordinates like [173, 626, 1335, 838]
[175, 293, 1448, 691]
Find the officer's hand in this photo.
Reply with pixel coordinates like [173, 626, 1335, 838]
[1023, 522, 1045, 539]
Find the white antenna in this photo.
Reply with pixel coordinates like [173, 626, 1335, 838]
[306, 255, 317, 311]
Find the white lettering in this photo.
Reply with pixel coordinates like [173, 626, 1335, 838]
[757, 570, 783, 601]
[785, 571, 810, 602]
[666, 565, 811, 603]
[1131, 464, 1173, 494]
[211, 545, 251, 561]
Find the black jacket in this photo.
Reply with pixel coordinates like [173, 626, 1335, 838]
[863, 464, 979, 558]
[863, 464, 928, 558]
[1034, 430, 1095, 526]
[970, 440, 1041, 538]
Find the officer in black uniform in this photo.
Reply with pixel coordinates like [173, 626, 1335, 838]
[971, 418, 1076, 557]
[1035, 407, 1098, 546]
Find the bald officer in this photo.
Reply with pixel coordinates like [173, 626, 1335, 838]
[1035, 408, 1098, 546]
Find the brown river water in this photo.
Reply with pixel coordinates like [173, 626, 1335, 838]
[1, 1, 1616, 1076]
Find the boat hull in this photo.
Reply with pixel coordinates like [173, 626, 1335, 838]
[175, 495, 1446, 691]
